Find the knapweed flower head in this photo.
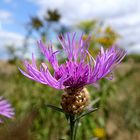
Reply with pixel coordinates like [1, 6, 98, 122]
[19, 33, 126, 90]
[0, 97, 14, 122]
[19, 33, 126, 114]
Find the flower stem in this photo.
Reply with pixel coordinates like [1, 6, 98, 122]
[69, 115, 76, 140]
[73, 118, 79, 140]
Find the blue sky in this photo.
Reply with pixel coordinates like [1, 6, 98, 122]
[0, 0, 39, 59]
[0, 0, 140, 59]
[0, 0, 38, 34]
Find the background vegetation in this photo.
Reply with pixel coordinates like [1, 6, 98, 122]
[1, 9, 140, 140]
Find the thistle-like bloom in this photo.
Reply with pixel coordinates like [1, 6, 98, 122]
[19, 33, 126, 90]
[0, 97, 14, 122]
[19, 33, 126, 114]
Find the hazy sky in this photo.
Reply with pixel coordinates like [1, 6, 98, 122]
[0, 0, 140, 59]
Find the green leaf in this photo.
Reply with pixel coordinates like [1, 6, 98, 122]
[74, 108, 98, 122]
[46, 104, 64, 113]
[87, 97, 100, 109]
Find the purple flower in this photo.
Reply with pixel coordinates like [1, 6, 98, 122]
[0, 97, 14, 122]
[19, 33, 126, 90]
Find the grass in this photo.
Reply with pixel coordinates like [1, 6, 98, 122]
[0, 60, 140, 140]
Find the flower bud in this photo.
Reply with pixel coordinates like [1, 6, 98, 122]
[61, 87, 90, 115]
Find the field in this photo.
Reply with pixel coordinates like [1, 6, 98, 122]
[0, 60, 140, 140]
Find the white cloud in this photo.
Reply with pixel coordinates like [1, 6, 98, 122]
[30, 0, 140, 25]
[127, 44, 140, 54]
[0, 10, 13, 23]
[0, 29, 35, 59]
[0, 30, 24, 47]
[0, 29, 24, 59]
[0, 28, 35, 48]
[29, 0, 140, 53]
[105, 12, 140, 52]
[105, 13, 140, 29]
[0, 10, 23, 51]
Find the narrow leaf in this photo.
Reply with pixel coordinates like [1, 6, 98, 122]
[86, 97, 100, 110]
[46, 104, 64, 113]
[74, 108, 98, 122]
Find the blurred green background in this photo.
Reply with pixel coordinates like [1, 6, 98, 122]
[0, 0, 140, 140]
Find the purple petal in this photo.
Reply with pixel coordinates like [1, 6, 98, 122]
[0, 97, 14, 122]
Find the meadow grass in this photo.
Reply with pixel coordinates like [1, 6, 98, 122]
[0, 60, 140, 140]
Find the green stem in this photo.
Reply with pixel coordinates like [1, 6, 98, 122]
[73, 118, 79, 140]
[69, 115, 76, 140]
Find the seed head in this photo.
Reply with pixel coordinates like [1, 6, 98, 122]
[61, 88, 90, 115]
